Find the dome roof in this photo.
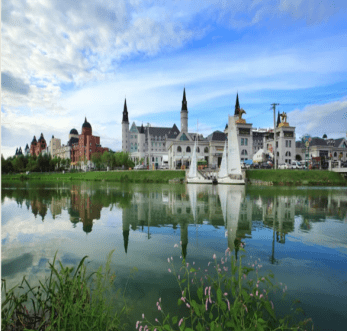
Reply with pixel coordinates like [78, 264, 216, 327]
[70, 128, 78, 135]
[82, 117, 91, 129]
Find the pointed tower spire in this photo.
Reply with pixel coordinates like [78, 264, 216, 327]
[122, 98, 129, 123]
[277, 111, 281, 127]
[234, 93, 240, 116]
[181, 88, 188, 112]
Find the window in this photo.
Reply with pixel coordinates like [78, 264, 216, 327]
[241, 149, 247, 155]
[289, 140, 291, 148]
[245, 138, 248, 146]
[241, 138, 244, 145]
[276, 141, 278, 148]
[196, 147, 200, 153]
[277, 152, 279, 157]
[177, 146, 182, 152]
[152, 157, 154, 162]
[186, 146, 191, 153]
[334, 152, 337, 157]
[286, 140, 288, 147]
[204, 147, 209, 153]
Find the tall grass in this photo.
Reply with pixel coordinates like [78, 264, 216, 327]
[137, 244, 314, 331]
[2, 247, 314, 331]
[1, 250, 134, 331]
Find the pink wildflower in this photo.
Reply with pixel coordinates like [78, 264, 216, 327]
[208, 262, 211, 266]
[256, 290, 258, 296]
[252, 264, 255, 267]
[224, 292, 228, 296]
[270, 301, 274, 309]
[259, 294, 263, 299]
[256, 284, 259, 288]
[262, 277, 265, 281]
[193, 261, 195, 265]
[158, 305, 161, 311]
[250, 293, 253, 297]
[213, 254, 216, 259]
[186, 303, 190, 308]
[226, 299, 231, 311]
[168, 268, 171, 273]
[205, 298, 209, 311]
[178, 275, 180, 280]
[155, 318, 159, 322]
[167, 258, 170, 263]
[142, 314, 145, 319]
[244, 304, 248, 313]
[178, 318, 184, 326]
[159, 297, 161, 302]
[174, 244, 178, 248]
[171, 257, 173, 261]
[136, 321, 140, 329]
[139, 326, 143, 331]
[181, 296, 185, 302]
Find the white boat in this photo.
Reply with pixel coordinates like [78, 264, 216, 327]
[186, 139, 213, 184]
[217, 116, 245, 185]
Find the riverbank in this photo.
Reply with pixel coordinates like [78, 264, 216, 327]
[1, 170, 186, 184]
[2, 169, 346, 186]
[246, 169, 347, 186]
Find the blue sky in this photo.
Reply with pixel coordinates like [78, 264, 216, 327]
[2, 0, 347, 158]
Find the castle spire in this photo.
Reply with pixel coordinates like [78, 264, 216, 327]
[181, 88, 188, 112]
[122, 98, 129, 123]
[234, 93, 240, 116]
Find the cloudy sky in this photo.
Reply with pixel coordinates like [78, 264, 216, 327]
[2, 0, 347, 158]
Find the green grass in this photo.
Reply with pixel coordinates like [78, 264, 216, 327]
[2, 248, 314, 331]
[1, 250, 134, 331]
[246, 169, 347, 186]
[1, 170, 186, 184]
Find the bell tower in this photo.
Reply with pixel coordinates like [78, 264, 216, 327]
[180, 88, 188, 133]
[122, 99, 129, 152]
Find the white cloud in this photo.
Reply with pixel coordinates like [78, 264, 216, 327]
[288, 99, 347, 139]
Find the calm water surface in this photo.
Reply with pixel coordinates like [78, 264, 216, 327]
[2, 181, 347, 330]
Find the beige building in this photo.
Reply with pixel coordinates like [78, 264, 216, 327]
[295, 136, 347, 163]
[50, 129, 79, 160]
[263, 113, 296, 166]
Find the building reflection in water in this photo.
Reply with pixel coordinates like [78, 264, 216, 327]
[3, 183, 347, 258]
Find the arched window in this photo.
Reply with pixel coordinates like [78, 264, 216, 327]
[285, 151, 291, 157]
[204, 147, 209, 153]
[177, 146, 181, 153]
[186, 146, 191, 153]
[241, 149, 248, 155]
[334, 152, 337, 157]
[196, 147, 200, 153]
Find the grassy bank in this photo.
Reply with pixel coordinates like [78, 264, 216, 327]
[2, 249, 313, 331]
[246, 169, 347, 186]
[1, 170, 186, 184]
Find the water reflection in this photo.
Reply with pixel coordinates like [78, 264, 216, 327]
[2, 183, 347, 260]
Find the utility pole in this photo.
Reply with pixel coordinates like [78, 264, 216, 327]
[271, 103, 280, 170]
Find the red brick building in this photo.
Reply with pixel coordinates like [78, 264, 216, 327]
[30, 133, 47, 156]
[71, 118, 109, 166]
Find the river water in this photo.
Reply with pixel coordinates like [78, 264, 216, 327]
[2, 181, 347, 330]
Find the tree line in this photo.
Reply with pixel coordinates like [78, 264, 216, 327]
[1, 151, 135, 174]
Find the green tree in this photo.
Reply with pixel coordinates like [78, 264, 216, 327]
[101, 151, 114, 169]
[91, 152, 102, 170]
[12, 157, 25, 173]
